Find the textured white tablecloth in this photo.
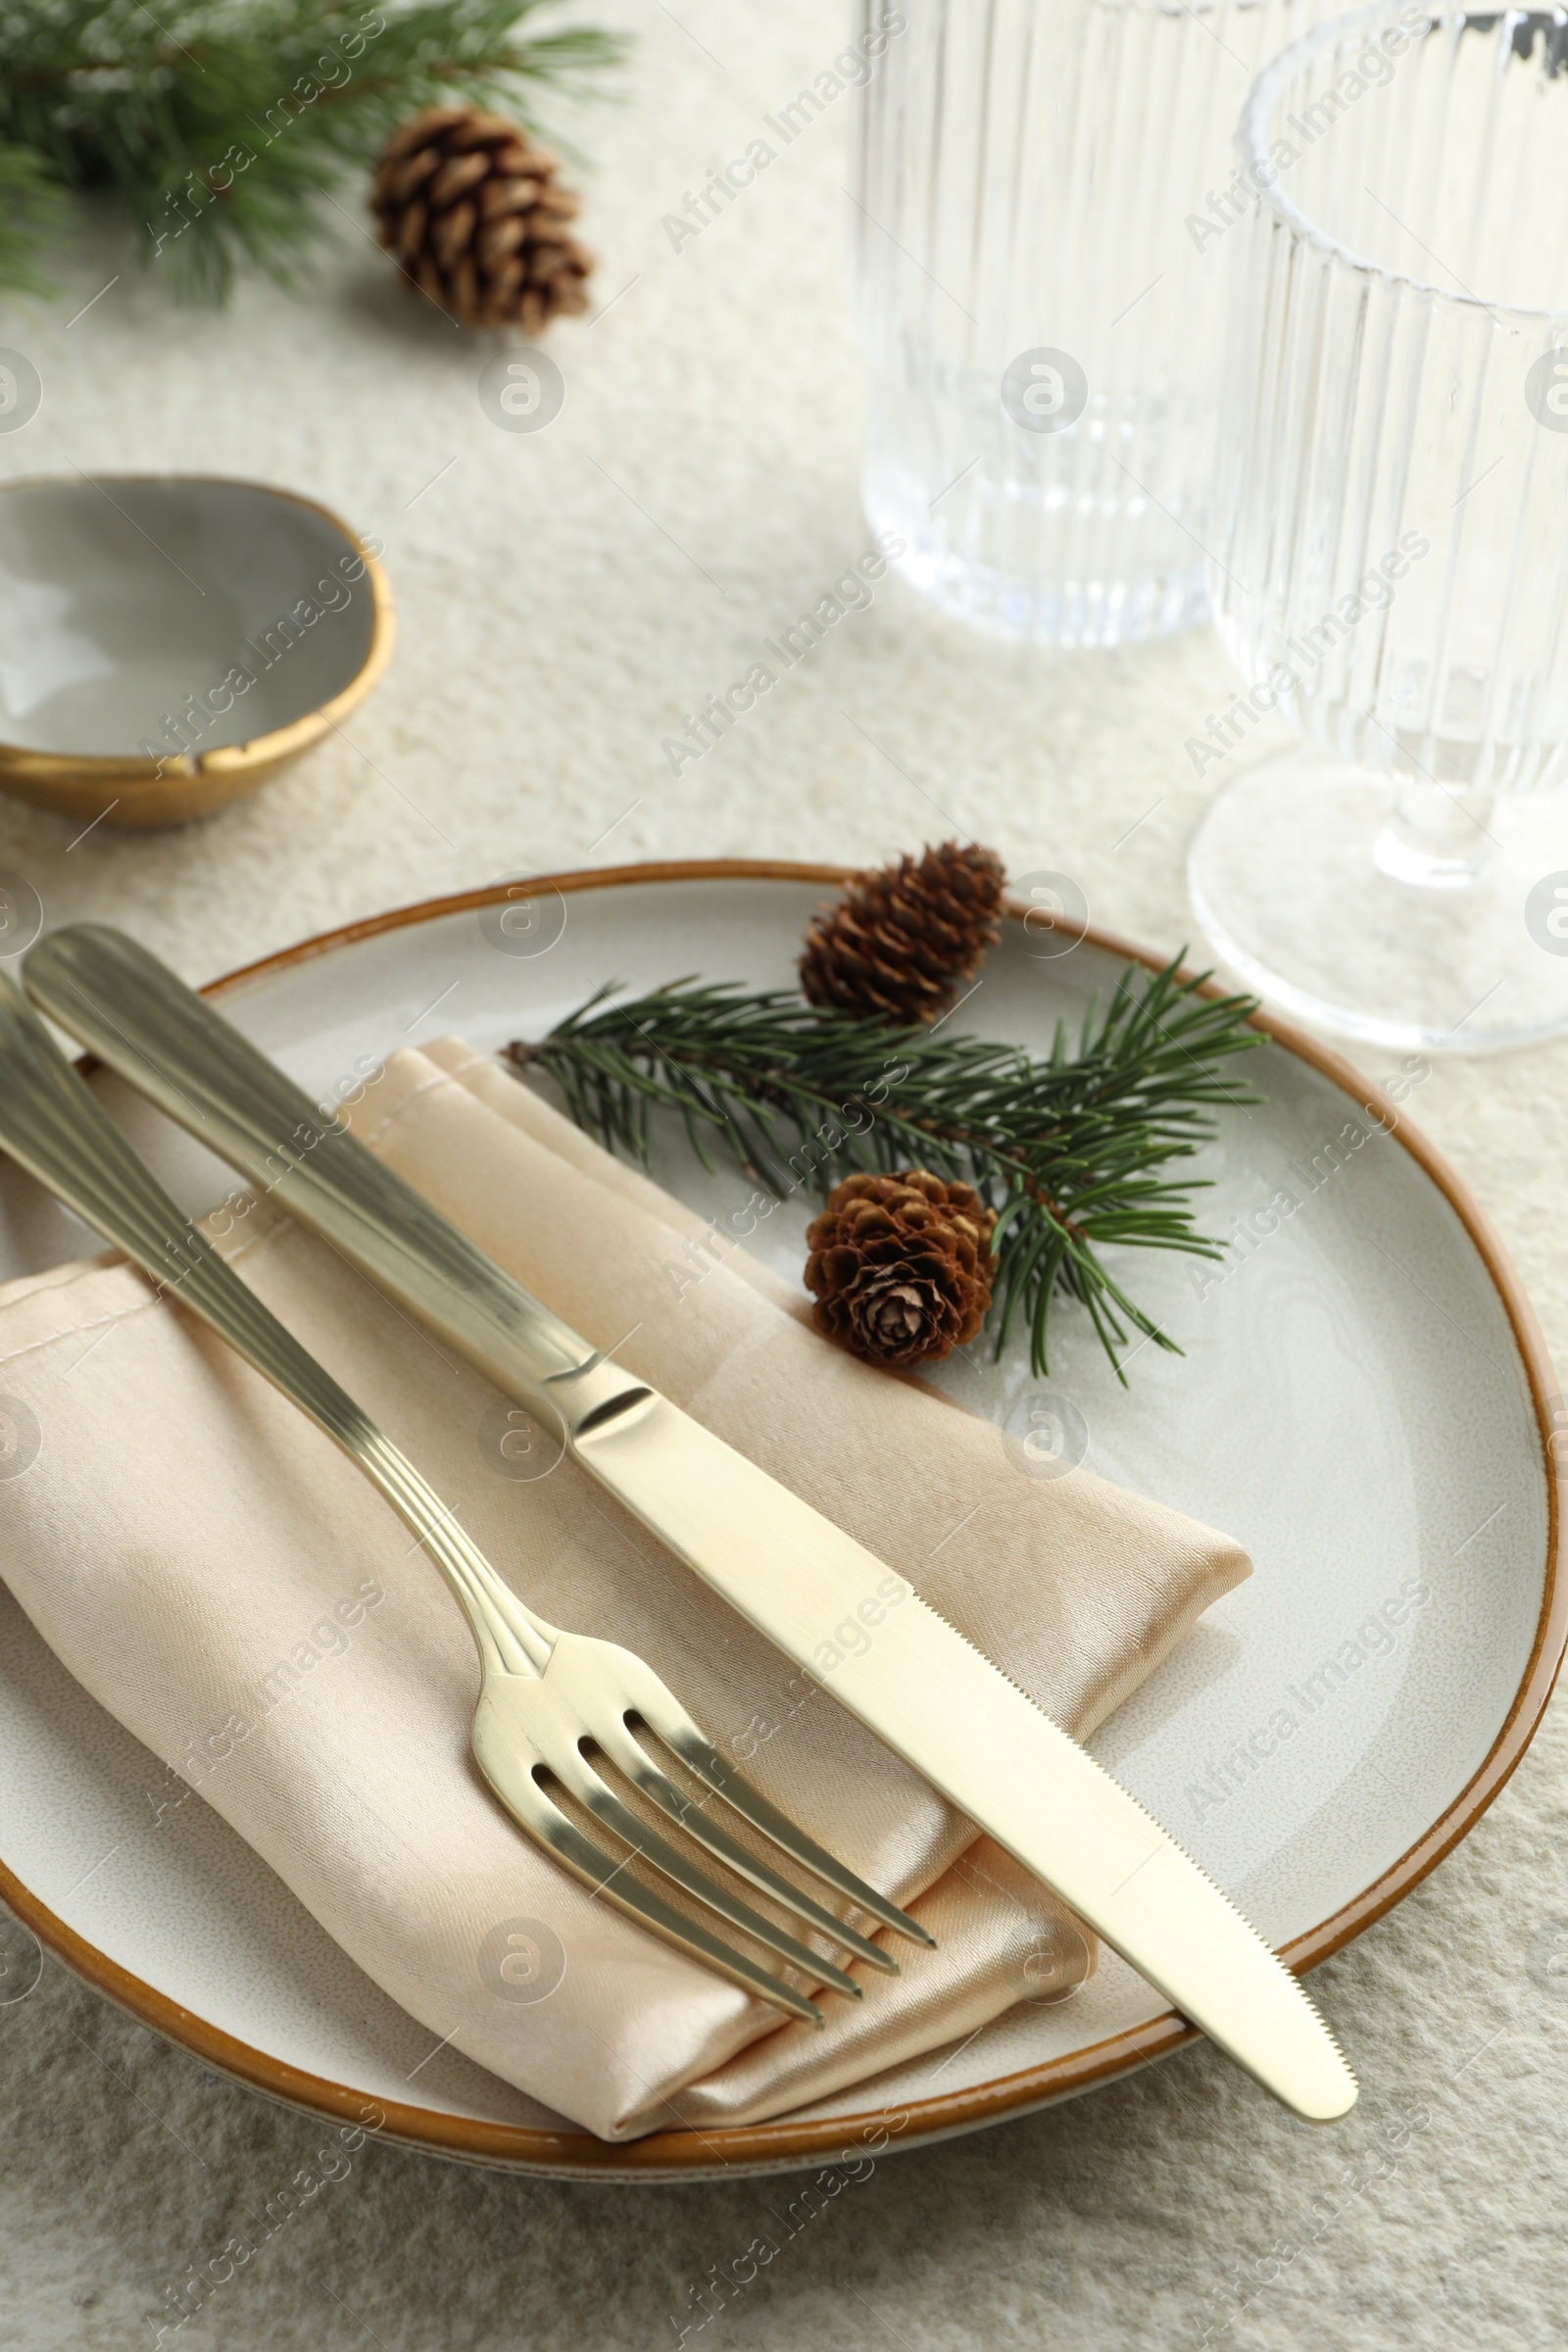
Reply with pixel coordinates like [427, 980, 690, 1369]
[1, 5, 1564, 2346]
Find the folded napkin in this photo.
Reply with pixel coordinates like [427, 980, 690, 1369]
[0, 1040, 1249, 2139]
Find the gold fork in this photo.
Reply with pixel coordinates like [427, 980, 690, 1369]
[0, 973, 928, 2022]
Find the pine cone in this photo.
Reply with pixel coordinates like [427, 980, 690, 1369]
[805, 1170, 999, 1369]
[370, 105, 593, 331]
[799, 842, 1005, 1026]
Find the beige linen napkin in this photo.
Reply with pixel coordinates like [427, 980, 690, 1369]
[0, 1041, 1249, 2140]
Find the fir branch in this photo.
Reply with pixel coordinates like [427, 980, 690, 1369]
[0, 140, 65, 295]
[0, 1, 627, 302]
[507, 957, 1264, 1380]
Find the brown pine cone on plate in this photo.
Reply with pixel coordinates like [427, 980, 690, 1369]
[799, 841, 1005, 1027]
[805, 1170, 999, 1369]
[370, 105, 593, 330]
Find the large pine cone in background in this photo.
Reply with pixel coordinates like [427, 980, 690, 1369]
[799, 841, 1006, 1026]
[805, 1170, 999, 1369]
[370, 105, 593, 330]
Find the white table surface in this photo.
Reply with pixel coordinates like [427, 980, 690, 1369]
[2, 5, 1565, 2346]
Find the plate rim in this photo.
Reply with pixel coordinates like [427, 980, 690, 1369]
[3, 858, 1562, 2177]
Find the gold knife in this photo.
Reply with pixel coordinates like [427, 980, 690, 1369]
[24, 922, 1356, 2122]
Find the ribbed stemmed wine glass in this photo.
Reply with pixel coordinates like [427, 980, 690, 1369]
[1190, 2, 1568, 1053]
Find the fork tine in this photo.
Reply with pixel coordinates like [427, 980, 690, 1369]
[548, 1744, 866, 2000]
[617, 1671, 935, 1950]
[485, 1757, 826, 2025]
[591, 1713, 900, 1974]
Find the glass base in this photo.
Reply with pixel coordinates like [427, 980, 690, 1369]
[862, 467, 1210, 652]
[1187, 752, 1568, 1055]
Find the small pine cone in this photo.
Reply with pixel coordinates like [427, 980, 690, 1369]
[799, 842, 1005, 1026]
[804, 1170, 999, 1370]
[369, 105, 594, 331]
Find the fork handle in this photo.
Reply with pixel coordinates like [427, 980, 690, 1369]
[0, 973, 558, 1681]
[24, 924, 648, 1445]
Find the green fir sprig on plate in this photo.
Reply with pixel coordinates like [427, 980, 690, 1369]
[507, 956, 1263, 1381]
[0, 0, 625, 303]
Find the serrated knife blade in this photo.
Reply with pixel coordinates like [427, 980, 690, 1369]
[24, 921, 1356, 2122]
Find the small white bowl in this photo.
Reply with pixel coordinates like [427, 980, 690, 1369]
[0, 473, 394, 827]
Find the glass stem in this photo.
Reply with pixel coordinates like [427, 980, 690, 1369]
[1376, 778, 1496, 891]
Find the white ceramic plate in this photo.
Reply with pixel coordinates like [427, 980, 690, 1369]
[0, 864, 1559, 2180]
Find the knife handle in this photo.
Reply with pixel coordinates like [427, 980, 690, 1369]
[24, 924, 648, 1445]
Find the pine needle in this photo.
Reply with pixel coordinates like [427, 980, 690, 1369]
[0, 0, 627, 302]
[508, 956, 1264, 1381]
[0, 141, 65, 294]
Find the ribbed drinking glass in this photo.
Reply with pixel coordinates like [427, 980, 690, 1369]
[849, 0, 1332, 648]
[1191, 2, 1568, 1052]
